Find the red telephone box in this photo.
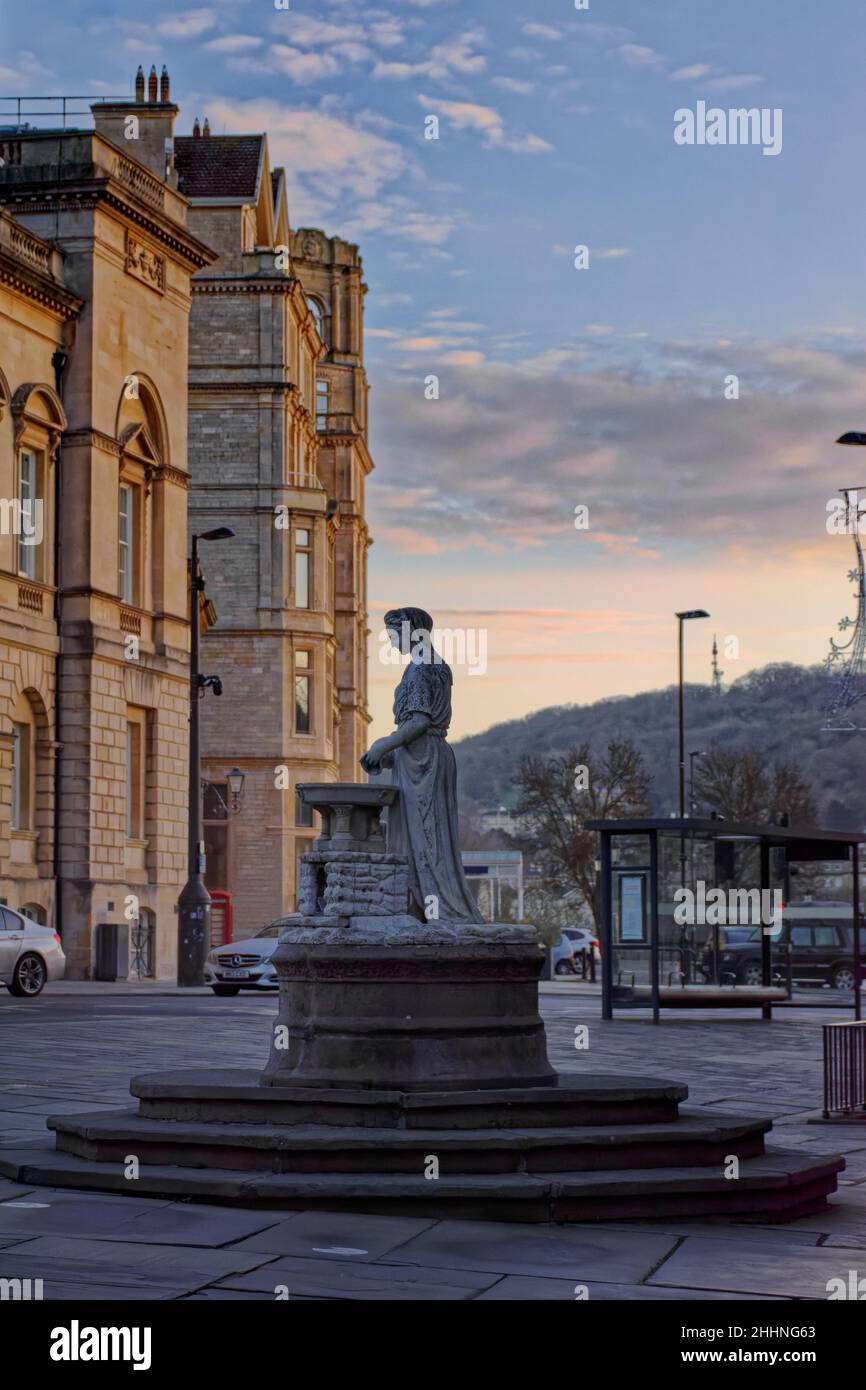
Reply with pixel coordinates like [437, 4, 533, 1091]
[210, 890, 233, 947]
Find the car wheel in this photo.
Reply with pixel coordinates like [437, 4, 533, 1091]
[831, 966, 856, 992]
[554, 960, 574, 976]
[9, 953, 46, 997]
[740, 963, 763, 987]
[211, 984, 241, 997]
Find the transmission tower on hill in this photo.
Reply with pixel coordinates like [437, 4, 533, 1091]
[824, 485, 866, 730]
[711, 635, 724, 695]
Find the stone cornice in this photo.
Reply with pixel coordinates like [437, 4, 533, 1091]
[61, 429, 188, 486]
[157, 465, 188, 489]
[0, 253, 82, 320]
[0, 184, 215, 272]
[188, 380, 297, 394]
[63, 428, 122, 457]
[191, 277, 299, 295]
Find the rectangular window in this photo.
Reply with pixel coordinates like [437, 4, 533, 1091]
[316, 378, 329, 431]
[17, 450, 38, 580]
[295, 790, 313, 827]
[295, 527, 311, 609]
[295, 650, 311, 734]
[11, 723, 28, 830]
[118, 483, 135, 604]
[126, 712, 145, 838]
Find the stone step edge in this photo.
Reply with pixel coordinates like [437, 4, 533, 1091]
[46, 1107, 772, 1151]
[129, 1069, 690, 1106]
[0, 1147, 843, 1200]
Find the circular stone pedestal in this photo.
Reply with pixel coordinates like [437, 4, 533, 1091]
[260, 920, 556, 1092]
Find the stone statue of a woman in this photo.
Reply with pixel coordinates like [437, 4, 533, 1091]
[360, 607, 484, 924]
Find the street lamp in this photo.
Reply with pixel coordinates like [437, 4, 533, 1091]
[202, 766, 246, 816]
[226, 766, 245, 811]
[676, 610, 710, 818]
[177, 527, 235, 988]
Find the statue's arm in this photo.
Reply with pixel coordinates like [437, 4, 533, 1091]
[360, 713, 430, 773]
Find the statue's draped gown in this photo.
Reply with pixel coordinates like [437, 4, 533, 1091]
[385, 658, 484, 924]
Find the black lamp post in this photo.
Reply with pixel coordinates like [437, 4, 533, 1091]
[689, 749, 706, 816]
[177, 527, 235, 988]
[676, 610, 710, 817]
[835, 432, 866, 1018]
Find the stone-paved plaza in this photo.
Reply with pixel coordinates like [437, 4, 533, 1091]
[1, 983, 866, 1300]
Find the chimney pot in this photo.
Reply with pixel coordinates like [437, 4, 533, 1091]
[135, 66, 145, 102]
[148, 65, 158, 102]
[160, 65, 170, 101]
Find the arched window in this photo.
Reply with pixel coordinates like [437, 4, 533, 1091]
[306, 296, 324, 340]
[10, 690, 36, 832]
[8, 382, 66, 588]
[115, 376, 168, 610]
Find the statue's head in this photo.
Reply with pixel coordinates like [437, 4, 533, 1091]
[384, 606, 433, 655]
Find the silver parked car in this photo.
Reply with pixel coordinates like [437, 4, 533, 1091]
[204, 922, 283, 995]
[0, 907, 66, 997]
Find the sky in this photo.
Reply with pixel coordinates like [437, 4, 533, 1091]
[5, 0, 866, 740]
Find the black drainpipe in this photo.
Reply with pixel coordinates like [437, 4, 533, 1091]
[51, 348, 68, 941]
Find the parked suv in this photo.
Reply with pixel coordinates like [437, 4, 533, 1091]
[712, 914, 863, 990]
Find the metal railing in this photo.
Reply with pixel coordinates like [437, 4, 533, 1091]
[822, 1020, 866, 1118]
[0, 96, 128, 130]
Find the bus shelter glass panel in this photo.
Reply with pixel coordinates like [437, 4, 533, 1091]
[658, 832, 787, 993]
[610, 835, 652, 1002]
[781, 855, 859, 998]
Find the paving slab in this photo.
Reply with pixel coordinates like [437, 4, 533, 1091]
[183, 1288, 304, 1301]
[384, 1218, 678, 1283]
[86, 1200, 291, 1248]
[0, 1191, 176, 1238]
[0, 1181, 33, 1201]
[476, 1276, 785, 1301]
[648, 1235, 862, 1299]
[216, 1253, 500, 1300]
[0, 1110, 59, 1131]
[230, 1210, 438, 1261]
[565, 1219, 822, 1247]
[0, 1235, 277, 1298]
[39, 1282, 178, 1301]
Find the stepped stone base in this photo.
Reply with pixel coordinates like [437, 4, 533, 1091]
[0, 1068, 844, 1224]
[5, 880, 844, 1224]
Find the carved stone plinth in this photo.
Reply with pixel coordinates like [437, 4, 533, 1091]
[261, 920, 556, 1093]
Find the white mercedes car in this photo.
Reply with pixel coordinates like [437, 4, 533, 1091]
[204, 921, 283, 995]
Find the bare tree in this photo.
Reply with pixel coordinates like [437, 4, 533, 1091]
[693, 747, 817, 826]
[515, 739, 651, 928]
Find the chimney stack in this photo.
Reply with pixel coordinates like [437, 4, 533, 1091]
[91, 65, 180, 187]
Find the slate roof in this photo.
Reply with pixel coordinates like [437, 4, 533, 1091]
[175, 134, 265, 200]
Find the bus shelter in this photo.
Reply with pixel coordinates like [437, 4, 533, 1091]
[461, 850, 524, 921]
[586, 818, 866, 1023]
